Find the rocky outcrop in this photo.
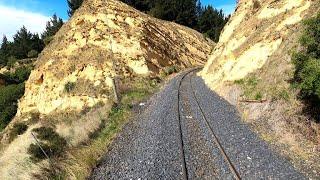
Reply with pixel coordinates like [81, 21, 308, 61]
[18, 0, 213, 115]
[200, 0, 320, 177]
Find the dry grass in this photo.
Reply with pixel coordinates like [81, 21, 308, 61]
[56, 106, 131, 179]
[39, 76, 160, 179]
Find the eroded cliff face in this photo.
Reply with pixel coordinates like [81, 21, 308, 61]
[18, 0, 213, 116]
[201, 0, 315, 88]
[0, 0, 213, 178]
[201, 0, 320, 177]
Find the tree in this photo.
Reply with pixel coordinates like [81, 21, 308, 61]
[175, 0, 198, 27]
[9, 26, 44, 59]
[196, 0, 203, 17]
[197, 6, 228, 42]
[41, 14, 64, 44]
[67, 0, 84, 17]
[122, 0, 152, 12]
[0, 36, 10, 65]
[42, 14, 64, 39]
[121, 0, 228, 42]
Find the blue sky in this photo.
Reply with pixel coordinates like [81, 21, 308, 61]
[0, 0, 236, 40]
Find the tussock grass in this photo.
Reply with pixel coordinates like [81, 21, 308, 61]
[57, 106, 130, 179]
[64, 81, 76, 93]
[43, 77, 160, 179]
[28, 127, 67, 162]
[8, 123, 28, 142]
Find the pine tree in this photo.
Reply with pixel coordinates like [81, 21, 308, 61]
[175, 0, 198, 27]
[196, 0, 203, 17]
[121, 0, 228, 41]
[198, 6, 228, 42]
[41, 14, 64, 44]
[11, 26, 44, 59]
[0, 36, 9, 65]
[67, 0, 84, 17]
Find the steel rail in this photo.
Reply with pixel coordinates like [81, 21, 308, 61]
[188, 71, 241, 180]
[177, 68, 201, 180]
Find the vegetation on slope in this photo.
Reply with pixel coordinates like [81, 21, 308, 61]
[40, 76, 161, 179]
[292, 13, 320, 104]
[0, 14, 63, 132]
[0, 83, 25, 130]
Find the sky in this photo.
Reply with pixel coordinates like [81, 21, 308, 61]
[0, 0, 236, 41]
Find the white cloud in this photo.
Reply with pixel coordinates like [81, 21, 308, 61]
[0, 5, 50, 41]
[217, 4, 236, 16]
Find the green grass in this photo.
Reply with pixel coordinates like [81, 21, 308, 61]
[160, 65, 180, 78]
[235, 75, 264, 101]
[121, 90, 148, 105]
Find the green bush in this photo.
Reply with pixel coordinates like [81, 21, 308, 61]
[0, 83, 25, 130]
[0, 106, 18, 130]
[27, 50, 38, 58]
[4, 66, 32, 83]
[28, 127, 67, 162]
[9, 123, 28, 142]
[6, 56, 17, 68]
[64, 81, 76, 93]
[292, 13, 320, 100]
[43, 36, 54, 46]
[161, 65, 179, 77]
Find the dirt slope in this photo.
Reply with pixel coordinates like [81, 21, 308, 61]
[0, 0, 213, 179]
[201, 0, 320, 177]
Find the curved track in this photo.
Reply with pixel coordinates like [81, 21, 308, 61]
[91, 70, 305, 179]
[177, 69, 241, 180]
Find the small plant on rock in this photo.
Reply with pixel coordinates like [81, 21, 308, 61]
[64, 81, 76, 93]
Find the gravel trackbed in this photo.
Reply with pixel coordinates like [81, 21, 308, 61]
[90, 70, 305, 180]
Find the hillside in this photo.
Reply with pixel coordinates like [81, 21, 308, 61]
[200, 0, 320, 177]
[0, 0, 213, 179]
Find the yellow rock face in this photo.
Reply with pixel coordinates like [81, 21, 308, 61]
[17, 0, 213, 115]
[0, 1, 213, 178]
[201, 0, 315, 89]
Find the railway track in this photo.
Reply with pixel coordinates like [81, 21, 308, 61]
[92, 69, 305, 179]
[177, 69, 241, 180]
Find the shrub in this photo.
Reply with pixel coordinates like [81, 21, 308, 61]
[0, 106, 18, 130]
[255, 92, 263, 101]
[27, 50, 39, 58]
[292, 13, 320, 101]
[4, 66, 32, 83]
[161, 65, 179, 77]
[6, 56, 17, 68]
[9, 123, 28, 142]
[43, 36, 54, 46]
[28, 127, 67, 162]
[0, 83, 25, 130]
[64, 81, 76, 93]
